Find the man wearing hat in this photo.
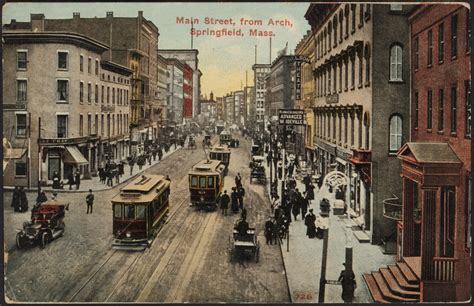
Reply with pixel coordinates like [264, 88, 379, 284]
[304, 209, 316, 238]
[338, 263, 356, 303]
[86, 189, 94, 214]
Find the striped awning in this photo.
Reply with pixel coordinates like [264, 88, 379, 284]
[63, 146, 88, 164]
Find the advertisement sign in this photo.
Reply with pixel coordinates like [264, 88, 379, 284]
[278, 109, 305, 125]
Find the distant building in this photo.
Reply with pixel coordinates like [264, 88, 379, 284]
[158, 49, 201, 118]
[267, 53, 296, 117]
[200, 92, 217, 124]
[216, 96, 224, 121]
[224, 93, 234, 124]
[166, 59, 184, 125]
[244, 86, 254, 127]
[252, 64, 271, 130]
[233, 90, 244, 126]
[183, 64, 194, 119]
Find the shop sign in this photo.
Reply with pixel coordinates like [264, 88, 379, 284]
[278, 109, 305, 125]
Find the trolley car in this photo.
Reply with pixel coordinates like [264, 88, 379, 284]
[189, 159, 225, 210]
[111, 174, 170, 250]
[209, 146, 231, 175]
[219, 130, 232, 146]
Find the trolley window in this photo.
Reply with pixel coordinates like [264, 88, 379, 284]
[199, 176, 207, 188]
[114, 204, 122, 218]
[136, 205, 146, 219]
[153, 198, 161, 211]
[125, 205, 135, 219]
[191, 176, 198, 187]
[208, 176, 214, 188]
[210, 153, 216, 159]
[223, 154, 228, 162]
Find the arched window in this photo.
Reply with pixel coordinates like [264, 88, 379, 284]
[390, 44, 403, 81]
[389, 114, 403, 153]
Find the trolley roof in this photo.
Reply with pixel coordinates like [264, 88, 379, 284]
[111, 174, 170, 204]
[220, 130, 231, 135]
[210, 146, 231, 153]
[189, 159, 225, 176]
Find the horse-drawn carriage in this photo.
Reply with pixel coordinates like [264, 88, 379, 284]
[228, 223, 260, 262]
[250, 156, 266, 184]
[16, 201, 68, 249]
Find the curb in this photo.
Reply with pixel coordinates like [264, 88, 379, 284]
[264, 167, 293, 303]
[3, 146, 183, 194]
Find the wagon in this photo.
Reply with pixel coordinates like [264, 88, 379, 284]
[228, 228, 260, 262]
[16, 201, 68, 249]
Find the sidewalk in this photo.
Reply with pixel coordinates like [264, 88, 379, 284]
[263, 154, 396, 303]
[5, 144, 183, 193]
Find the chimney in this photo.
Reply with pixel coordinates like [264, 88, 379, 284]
[106, 12, 113, 18]
[138, 11, 143, 18]
[31, 14, 45, 32]
[73, 12, 80, 19]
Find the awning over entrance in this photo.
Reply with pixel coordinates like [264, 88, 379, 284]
[4, 148, 27, 159]
[63, 146, 88, 164]
[398, 142, 462, 187]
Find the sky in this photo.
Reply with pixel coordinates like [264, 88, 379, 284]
[2, 2, 310, 97]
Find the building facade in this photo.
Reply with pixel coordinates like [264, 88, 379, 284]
[158, 49, 201, 119]
[216, 96, 224, 121]
[252, 64, 271, 130]
[157, 54, 170, 133]
[183, 64, 194, 119]
[395, 4, 471, 302]
[224, 93, 234, 124]
[305, 4, 411, 245]
[267, 54, 296, 117]
[166, 59, 184, 125]
[243, 86, 254, 128]
[3, 31, 131, 188]
[233, 90, 244, 126]
[295, 30, 316, 166]
[4, 12, 162, 151]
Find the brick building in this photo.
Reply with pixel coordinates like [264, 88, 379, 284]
[393, 4, 471, 302]
[183, 64, 194, 119]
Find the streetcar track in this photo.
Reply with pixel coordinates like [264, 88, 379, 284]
[68, 169, 194, 302]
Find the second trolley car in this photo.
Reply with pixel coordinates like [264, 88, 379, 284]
[209, 146, 231, 175]
[189, 159, 226, 210]
[111, 174, 170, 250]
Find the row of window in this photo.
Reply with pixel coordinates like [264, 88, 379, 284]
[17, 51, 131, 84]
[14, 112, 129, 139]
[315, 44, 372, 97]
[413, 80, 471, 137]
[315, 4, 371, 61]
[16, 79, 128, 105]
[414, 10, 471, 70]
[79, 82, 129, 105]
[314, 111, 403, 154]
[78, 113, 129, 138]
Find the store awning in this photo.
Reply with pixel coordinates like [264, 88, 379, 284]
[63, 146, 88, 164]
[4, 148, 27, 159]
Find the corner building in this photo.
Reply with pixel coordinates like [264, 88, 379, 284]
[305, 4, 411, 245]
[395, 4, 471, 302]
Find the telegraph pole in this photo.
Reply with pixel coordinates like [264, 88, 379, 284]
[318, 227, 329, 302]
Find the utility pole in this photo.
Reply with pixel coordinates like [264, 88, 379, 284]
[27, 112, 31, 189]
[37, 117, 42, 192]
[318, 226, 329, 302]
[269, 37, 272, 64]
[254, 45, 257, 65]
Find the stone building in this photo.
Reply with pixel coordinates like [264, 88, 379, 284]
[233, 90, 244, 126]
[3, 12, 162, 152]
[224, 93, 234, 124]
[157, 54, 170, 133]
[3, 31, 131, 187]
[252, 64, 271, 130]
[305, 3, 412, 245]
[216, 96, 224, 121]
[166, 59, 184, 126]
[243, 86, 254, 128]
[267, 53, 296, 117]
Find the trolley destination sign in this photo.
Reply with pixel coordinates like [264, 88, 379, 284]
[278, 109, 305, 125]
